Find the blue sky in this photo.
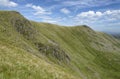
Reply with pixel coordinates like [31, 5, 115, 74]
[0, 0, 120, 33]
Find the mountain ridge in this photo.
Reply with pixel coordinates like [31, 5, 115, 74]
[0, 11, 120, 79]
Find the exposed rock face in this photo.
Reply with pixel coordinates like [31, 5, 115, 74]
[34, 42, 70, 63]
[11, 18, 35, 40]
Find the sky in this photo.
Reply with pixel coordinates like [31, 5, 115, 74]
[0, 0, 120, 33]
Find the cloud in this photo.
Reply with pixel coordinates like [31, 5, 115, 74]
[77, 11, 102, 17]
[0, 0, 18, 7]
[47, 0, 120, 13]
[42, 20, 57, 23]
[74, 10, 120, 25]
[26, 4, 51, 15]
[41, 16, 62, 24]
[60, 8, 70, 14]
[63, 0, 87, 6]
[62, 0, 120, 8]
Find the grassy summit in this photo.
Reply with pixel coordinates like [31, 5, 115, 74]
[0, 11, 120, 79]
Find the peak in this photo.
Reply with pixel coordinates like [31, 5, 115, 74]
[74, 25, 93, 30]
[75, 25, 90, 28]
[81, 25, 89, 28]
[0, 10, 20, 14]
[0, 10, 25, 22]
[0, 10, 23, 19]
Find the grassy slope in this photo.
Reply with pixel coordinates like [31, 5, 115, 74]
[32, 22, 120, 79]
[0, 11, 120, 79]
[0, 41, 78, 79]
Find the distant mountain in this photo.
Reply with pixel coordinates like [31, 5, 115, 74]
[0, 11, 120, 79]
[111, 33, 120, 39]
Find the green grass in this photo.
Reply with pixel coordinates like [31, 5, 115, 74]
[0, 42, 78, 79]
[0, 11, 120, 79]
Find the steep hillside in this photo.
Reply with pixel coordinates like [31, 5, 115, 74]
[0, 11, 120, 79]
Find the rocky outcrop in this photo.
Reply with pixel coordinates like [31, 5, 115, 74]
[34, 42, 70, 63]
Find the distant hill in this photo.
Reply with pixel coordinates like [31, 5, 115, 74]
[0, 11, 120, 79]
[111, 34, 120, 39]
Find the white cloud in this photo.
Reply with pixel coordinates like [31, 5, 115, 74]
[60, 8, 70, 14]
[26, 4, 56, 24]
[63, 0, 88, 6]
[26, 4, 62, 24]
[37, 15, 52, 20]
[77, 11, 102, 18]
[71, 10, 120, 27]
[41, 16, 62, 24]
[42, 20, 57, 23]
[0, 0, 18, 7]
[26, 4, 51, 15]
[62, 0, 120, 8]
[75, 10, 120, 24]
